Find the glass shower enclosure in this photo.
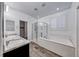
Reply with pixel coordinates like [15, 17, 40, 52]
[32, 22, 48, 42]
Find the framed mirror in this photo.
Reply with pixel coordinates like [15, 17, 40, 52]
[6, 20, 15, 31]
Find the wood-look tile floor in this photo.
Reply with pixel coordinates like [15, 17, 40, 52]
[30, 42, 61, 57]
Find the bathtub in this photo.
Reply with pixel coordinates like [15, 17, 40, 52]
[35, 36, 75, 57]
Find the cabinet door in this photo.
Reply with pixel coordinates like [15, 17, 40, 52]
[3, 44, 29, 57]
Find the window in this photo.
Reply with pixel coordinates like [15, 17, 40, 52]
[50, 15, 66, 30]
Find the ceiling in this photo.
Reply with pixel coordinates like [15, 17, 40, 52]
[5, 2, 72, 18]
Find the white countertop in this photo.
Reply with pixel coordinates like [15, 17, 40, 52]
[4, 38, 31, 53]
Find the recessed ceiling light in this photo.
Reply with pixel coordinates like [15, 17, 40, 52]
[57, 8, 59, 11]
[34, 8, 38, 11]
[41, 3, 46, 7]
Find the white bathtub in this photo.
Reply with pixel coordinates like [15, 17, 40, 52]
[35, 36, 75, 57]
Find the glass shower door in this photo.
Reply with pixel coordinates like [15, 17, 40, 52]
[38, 22, 48, 40]
[32, 22, 48, 42]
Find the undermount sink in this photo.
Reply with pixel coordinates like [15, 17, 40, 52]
[6, 38, 24, 46]
[4, 38, 30, 53]
[6, 38, 26, 46]
[4, 35, 23, 46]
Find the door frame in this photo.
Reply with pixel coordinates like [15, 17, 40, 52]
[20, 20, 28, 39]
[0, 2, 4, 57]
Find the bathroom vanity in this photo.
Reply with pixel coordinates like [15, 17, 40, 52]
[3, 43, 29, 57]
[3, 36, 30, 57]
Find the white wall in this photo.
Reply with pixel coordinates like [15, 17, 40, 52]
[72, 2, 79, 57]
[68, 2, 79, 57]
[4, 6, 36, 40]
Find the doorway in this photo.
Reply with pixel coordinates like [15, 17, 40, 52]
[20, 21, 27, 39]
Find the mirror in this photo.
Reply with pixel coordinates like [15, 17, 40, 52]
[6, 20, 15, 31]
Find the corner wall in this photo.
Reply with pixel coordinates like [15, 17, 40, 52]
[4, 6, 36, 40]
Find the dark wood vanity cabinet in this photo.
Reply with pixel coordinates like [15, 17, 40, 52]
[3, 44, 29, 57]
